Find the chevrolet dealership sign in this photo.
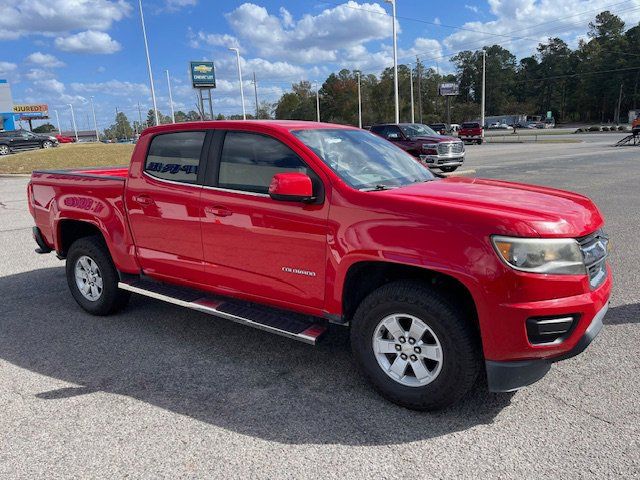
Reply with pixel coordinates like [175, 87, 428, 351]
[190, 61, 216, 88]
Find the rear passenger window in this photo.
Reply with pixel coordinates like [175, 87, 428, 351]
[218, 131, 309, 194]
[145, 131, 206, 184]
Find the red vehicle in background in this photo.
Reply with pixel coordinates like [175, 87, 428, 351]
[55, 134, 75, 143]
[28, 120, 611, 410]
[459, 122, 484, 144]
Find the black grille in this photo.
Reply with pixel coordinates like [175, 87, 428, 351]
[578, 229, 609, 289]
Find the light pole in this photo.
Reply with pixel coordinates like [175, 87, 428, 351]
[54, 110, 62, 135]
[385, 0, 399, 124]
[67, 104, 78, 142]
[409, 63, 415, 123]
[252, 71, 259, 118]
[138, 0, 159, 126]
[89, 96, 99, 141]
[165, 69, 175, 123]
[481, 49, 486, 137]
[229, 47, 246, 120]
[356, 71, 362, 128]
[315, 83, 320, 122]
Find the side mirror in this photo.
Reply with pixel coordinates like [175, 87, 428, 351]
[269, 172, 314, 202]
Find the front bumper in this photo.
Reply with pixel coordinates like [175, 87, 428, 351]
[419, 152, 465, 168]
[486, 301, 608, 392]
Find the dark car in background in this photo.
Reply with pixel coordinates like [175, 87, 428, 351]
[370, 123, 465, 172]
[0, 129, 58, 155]
[428, 123, 447, 135]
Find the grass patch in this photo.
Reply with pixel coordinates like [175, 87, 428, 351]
[0, 143, 134, 174]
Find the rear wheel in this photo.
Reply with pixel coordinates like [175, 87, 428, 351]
[350, 281, 481, 410]
[66, 236, 130, 315]
[0, 145, 9, 155]
[477, 139, 483, 145]
[440, 166, 459, 173]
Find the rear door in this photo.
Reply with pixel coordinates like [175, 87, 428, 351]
[199, 130, 329, 309]
[125, 130, 209, 285]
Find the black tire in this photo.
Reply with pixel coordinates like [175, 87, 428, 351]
[477, 139, 483, 145]
[0, 144, 9, 155]
[65, 236, 130, 316]
[42, 140, 53, 149]
[350, 280, 481, 411]
[440, 166, 459, 173]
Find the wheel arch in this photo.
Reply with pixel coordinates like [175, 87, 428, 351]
[341, 260, 480, 331]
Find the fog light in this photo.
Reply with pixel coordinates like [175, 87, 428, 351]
[526, 315, 577, 344]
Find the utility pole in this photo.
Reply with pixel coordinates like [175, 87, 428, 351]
[90, 96, 99, 141]
[417, 56, 423, 123]
[385, 0, 399, 124]
[409, 62, 415, 123]
[138, 0, 159, 126]
[615, 83, 623, 124]
[68, 104, 78, 142]
[481, 49, 486, 137]
[137, 102, 143, 130]
[316, 83, 321, 122]
[166, 69, 175, 123]
[252, 71, 259, 118]
[229, 47, 246, 120]
[54, 110, 62, 135]
[356, 71, 362, 128]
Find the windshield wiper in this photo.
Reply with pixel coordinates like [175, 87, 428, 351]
[360, 184, 397, 191]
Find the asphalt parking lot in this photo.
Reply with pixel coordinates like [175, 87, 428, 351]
[1, 135, 639, 478]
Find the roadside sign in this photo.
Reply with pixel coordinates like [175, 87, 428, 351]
[546, 111, 552, 119]
[439, 83, 459, 96]
[13, 104, 49, 119]
[190, 61, 216, 88]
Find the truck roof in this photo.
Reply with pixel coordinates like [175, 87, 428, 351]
[141, 120, 357, 137]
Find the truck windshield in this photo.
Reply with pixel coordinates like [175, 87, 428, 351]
[292, 128, 434, 190]
[399, 124, 437, 137]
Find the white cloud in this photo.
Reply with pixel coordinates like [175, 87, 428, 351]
[29, 78, 87, 105]
[70, 80, 150, 97]
[0, 61, 18, 75]
[222, 1, 393, 63]
[0, 0, 131, 40]
[26, 52, 65, 68]
[465, 4, 480, 13]
[165, 0, 197, 11]
[55, 31, 122, 54]
[189, 31, 239, 49]
[443, 0, 640, 57]
[25, 69, 56, 81]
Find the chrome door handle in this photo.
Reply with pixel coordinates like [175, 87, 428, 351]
[205, 205, 232, 217]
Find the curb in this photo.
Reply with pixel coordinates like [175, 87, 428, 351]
[0, 174, 31, 178]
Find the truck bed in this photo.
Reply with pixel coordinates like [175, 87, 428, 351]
[29, 165, 136, 271]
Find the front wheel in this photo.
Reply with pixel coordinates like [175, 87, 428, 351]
[66, 236, 130, 315]
[440, 166, 459, 173]
[350, 281, 481, 410]
[42, 140, 53, 149]
[0, 145, 9, 155]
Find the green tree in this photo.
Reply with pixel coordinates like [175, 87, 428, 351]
[33, 123, 57, 133]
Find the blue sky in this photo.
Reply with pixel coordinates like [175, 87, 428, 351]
[1, 0, 640, 131]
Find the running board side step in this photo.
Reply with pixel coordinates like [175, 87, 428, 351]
[118, 279, 327, 345]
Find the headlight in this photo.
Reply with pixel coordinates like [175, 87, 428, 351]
[492, 236, 585, 274]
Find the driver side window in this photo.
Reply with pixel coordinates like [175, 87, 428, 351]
[384, 126, 402, 140]
[218, 131, 310, 194]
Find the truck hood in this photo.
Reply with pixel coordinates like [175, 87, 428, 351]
[410, 135, 460, 143]
[386, 177, 603, 237]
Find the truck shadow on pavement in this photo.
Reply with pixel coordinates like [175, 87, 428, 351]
[6, 267, 633, 445]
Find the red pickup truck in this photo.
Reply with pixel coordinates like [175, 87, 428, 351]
[28, 120, 611, 410]
[459, 122, 484, 144]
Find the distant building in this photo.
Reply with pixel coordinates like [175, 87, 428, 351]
[0, 79, 16, 131]
[61, 130, 100, 142]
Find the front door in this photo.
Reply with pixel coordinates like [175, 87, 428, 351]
[200, 130, 329, 309]
[125, 130, 208, 285]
